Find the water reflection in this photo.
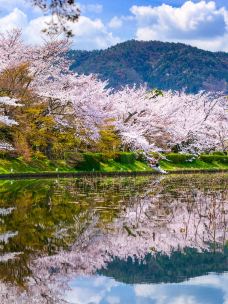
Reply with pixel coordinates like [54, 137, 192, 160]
[65, 273, 228, 304]
[0, 174, 227, 303]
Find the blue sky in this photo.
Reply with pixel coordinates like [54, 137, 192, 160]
[79, 0, 228, 18]
[64, 273, 228, 304]
[0, 0, 228, 51]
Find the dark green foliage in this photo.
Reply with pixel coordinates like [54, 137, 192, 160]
[166, 153, 195, 163]
[71, 152, 137, 170]
[200, 154, 228, 164]
[75, 152, 103, 171]
[211, 151, 227, 156]
[64, 152, 84, 166]
[99, 247, 228, 284]
[69, 40, 228, 93]
[114, 152, 136, 164]
[164, 153, 228, 165]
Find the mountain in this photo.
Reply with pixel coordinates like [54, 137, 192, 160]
[69, 40, 228, 93]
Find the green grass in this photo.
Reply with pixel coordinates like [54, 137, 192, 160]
[0, 153, 227, 174]
[0, 158, 76, 174]
[0, 156, 153, 174]
[100, 160, 152, 172]
[159, 158, 228, 171]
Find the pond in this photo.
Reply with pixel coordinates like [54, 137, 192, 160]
[0, 173, 228, 304]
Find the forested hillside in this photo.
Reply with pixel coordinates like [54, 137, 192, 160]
[69, 40, 228, 93]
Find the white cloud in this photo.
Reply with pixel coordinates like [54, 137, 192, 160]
[0, 9, 120, 50]
[70, 16, 121, 50]
[108, 17, 123, 29]
[22, 15, 49, 44]
[1, 0, 228, 52]
[130, 1, 228, 52]
[0, 8, 27, 31]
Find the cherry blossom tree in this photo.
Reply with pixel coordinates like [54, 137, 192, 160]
[0, 29, 70, 87]
[110, 88, 228, 153]
[0, 29, 227, 155]
[0, 96, 21, 126]
[0, 30, 111, 144]
[39, 72, 112, 141]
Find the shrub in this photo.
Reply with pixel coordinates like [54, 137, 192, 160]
[33, 151, 47, 160]
[200, 155, 228, 164]
[0, 150, 9, 159]
[165, 153, 196, 163]
[211, 151, 227, 156]
[114, 152, 136, 164]
[65, 152, 85, 166]
[101, 151, 119, 160]
[76, 153, 102, 171]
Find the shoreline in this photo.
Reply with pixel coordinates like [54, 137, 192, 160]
[0, 169, 227, 180]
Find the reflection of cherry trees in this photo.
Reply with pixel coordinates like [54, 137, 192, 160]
[0, 174, 228, 303]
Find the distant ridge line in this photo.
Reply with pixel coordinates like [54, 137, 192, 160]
[69, 40, 228, 93]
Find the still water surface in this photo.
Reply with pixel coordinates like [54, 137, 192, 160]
[0, 174, 228, 303]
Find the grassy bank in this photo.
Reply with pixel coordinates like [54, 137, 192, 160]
[0, 152, 227, 174]
[0, 154, 152, 174]
[160, 153, 228, 171]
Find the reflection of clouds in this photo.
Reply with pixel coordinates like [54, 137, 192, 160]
[169, 296, 198, 304]
[106, 296, 120, 304]
[186, 275, 223, 287]
[63, 273, 228, 304]
[10, 176, 227, 303]
[135, 287, 200, 304]
[0, 175, 227, 303]
[66, 287, 102, 304]
[2, 272, 227, 304]
[134, 273, 228, 304]
[186, 274, 228, 304]
[134, 284, 167, 302]
[65, 276, 120, 304]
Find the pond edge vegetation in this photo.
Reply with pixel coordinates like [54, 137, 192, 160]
[0, 152, 227, 177]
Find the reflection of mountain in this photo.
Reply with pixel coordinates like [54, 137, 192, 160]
[0, 174, 227, 303]
[99, 249, 228, 284]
